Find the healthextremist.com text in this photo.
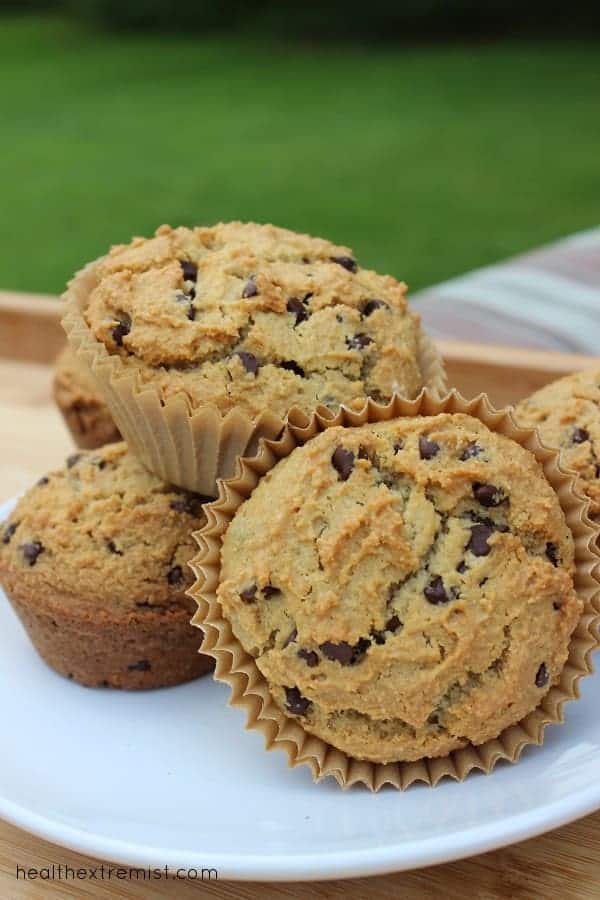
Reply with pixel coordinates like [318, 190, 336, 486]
[16, 863, 218, 882]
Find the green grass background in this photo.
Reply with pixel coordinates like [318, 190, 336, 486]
[1, 14, 599, 295]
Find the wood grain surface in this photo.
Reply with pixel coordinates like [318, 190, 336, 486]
[1, 812, 600, 900]
[1, 293, 599, 899]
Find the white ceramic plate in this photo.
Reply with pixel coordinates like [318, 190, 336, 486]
[0, 494, 599, 881]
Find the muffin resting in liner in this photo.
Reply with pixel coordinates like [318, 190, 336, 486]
[515, 365, 600, 524]
[189, 391, 600, 790]
[62, 223, 446, 495]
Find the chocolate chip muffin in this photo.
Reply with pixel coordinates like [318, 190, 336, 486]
[53, 346, 121, 449]
[515, 366, 600, 522]
[0, 443, 213, 689]
[78, 222, 434, 419]
[216, 414, 581, 764]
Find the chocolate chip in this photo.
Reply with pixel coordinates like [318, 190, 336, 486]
[460, 442, 482, 461]
[285, 686, 311, 716]
[535, 662, 548, 687]
[20, 541, 44, 566]
[456, 560, 468, 574]
[280, 360, 305, 377]
[297, 648, 319, 668]
[167, 565, 183, 585]
[112, 315, 131, 347]
[283, 628, 298, 647]
[419, 437, 440, 460]
[236, 351, 259, 375]
[385, 614, 401, 632]
[66, 453, 81, 469]
[180, 259, 198, 282]
[346, 333, 373, 350]
[596, 464, 600, 478]
[175, 288, 196, 303]
[320, 640, 354, 665]
[330, 255, 357, 273]
[424, 576, 449, 605]
[37, 476, 49, 486]
[242, 276, 258, 298]
[353, 638, 371, 662]
[358, 446, 369, 460]
[128, 660, 151, 672]
[106, 540, 122, 555]
[286, 297, 309, 325]
[472, 514, 509, 534]
[94, 459, 106, 470]
[473, 482, 503, 507]
[263, 584, 280, 598]
[187, 304, 196, 321]
[320, 638, 370, 665]
[466, 522, 494, 557]
[393, 441, 404, 454]
[2, 522, 18, 544]
[331, 447, 355, 481]
[372, 614, 401, 644]
[240, 584, 257, 603]
[362, 299, 388, 316]
[170, 492, 209, 516]
[572, 427, 589, 444]
[546, 542, 559, 566]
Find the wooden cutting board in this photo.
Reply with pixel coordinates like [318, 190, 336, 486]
[0, 292, 599, 900]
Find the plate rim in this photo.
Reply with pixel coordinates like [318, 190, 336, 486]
[2, 780, 600, 881]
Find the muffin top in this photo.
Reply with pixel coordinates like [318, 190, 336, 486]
[81, 222, 427, 419]
[515, 366, 600, 520]
[0, 442, 208, 616]
[53, 346, 120, 446]
[54, 345, 101, 404]
[216, 414, 581, 763]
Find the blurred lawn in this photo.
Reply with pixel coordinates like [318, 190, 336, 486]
[1, 14, 599, 296]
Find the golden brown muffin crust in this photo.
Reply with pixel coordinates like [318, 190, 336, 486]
[0, 442, 209, 615]
[82, 222, 426, 418]
[217, 415, 581, 763]
[0, 443, 213, 689]
[53, 346, 120, 449]
[515, 366, 600, 519]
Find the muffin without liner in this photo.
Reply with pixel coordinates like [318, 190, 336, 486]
[53, 345, 120, 449]
[0, 442, 212, 689]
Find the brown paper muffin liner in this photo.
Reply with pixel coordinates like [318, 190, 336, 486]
[61, 258, 447, 496]
[188, 390, 600, 791]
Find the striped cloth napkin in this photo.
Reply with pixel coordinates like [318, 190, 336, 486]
[413, 228, 600, 354]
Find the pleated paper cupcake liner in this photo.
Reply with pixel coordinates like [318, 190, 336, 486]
[62, 257, 447, 496]
[189, 390, 600, 791]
